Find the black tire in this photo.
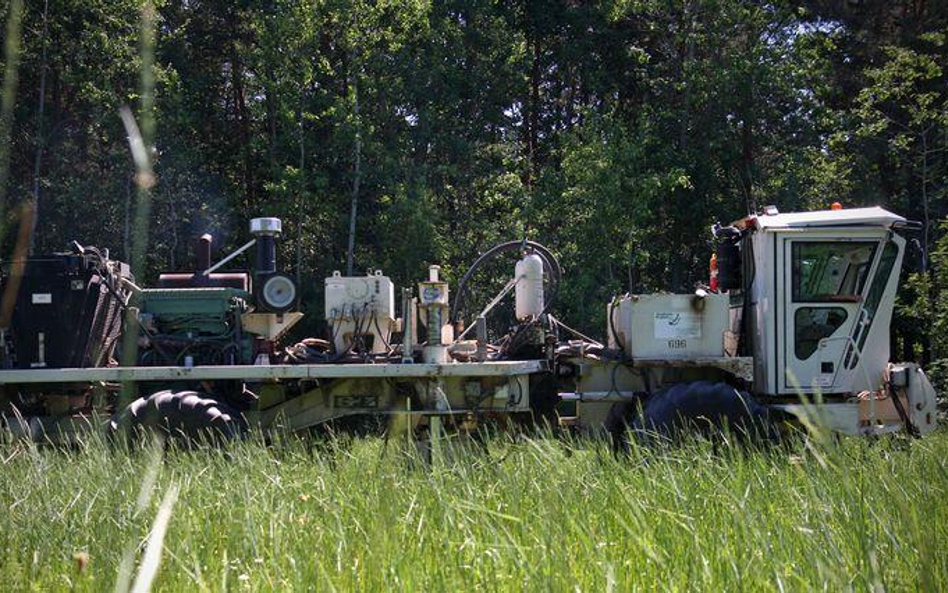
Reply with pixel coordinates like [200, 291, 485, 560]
[608, 381, 776, 449]
[111, 389, 247, 442]
[605, 398, 645, 453]
[634, 381, 775, 444]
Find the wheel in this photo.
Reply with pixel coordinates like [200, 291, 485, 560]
[111, 389, 247, 442]
[609, 381, 776, 449]
[605, 399, 645, 453]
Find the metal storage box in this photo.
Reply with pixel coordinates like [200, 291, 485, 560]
[608, 293, 729, 359]
[324, 271, 395, 322]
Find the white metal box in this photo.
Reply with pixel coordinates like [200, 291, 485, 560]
[324, 271, 396, 354]
[608, 293, 729, 358]
[325, 270, 395, 321]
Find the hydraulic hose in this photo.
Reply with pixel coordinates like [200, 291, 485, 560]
[451, 239, 562, 326]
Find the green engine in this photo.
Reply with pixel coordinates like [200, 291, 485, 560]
[138, 287, 254, 366]
[134, 219, 299, 370]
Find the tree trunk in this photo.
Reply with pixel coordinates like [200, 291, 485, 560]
[266, 85, 278, 168]
[346, 80, 361, 276]
[0, 0, 25, 225]
[168, 184, 178, 270]
[678, 0, 694, 152]
[525, 38, 541, 189]
[230, 48, 252, 216]
[920, 130, 930, 272]
[740, 117, 755, 213]
[297, 95, 304, 286]
[124, 175, 131, 260]
[29, 0, 49, 254]
[920, 129, 932, 364]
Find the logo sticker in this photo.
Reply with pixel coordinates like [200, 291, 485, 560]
[654, 312, 701, 339]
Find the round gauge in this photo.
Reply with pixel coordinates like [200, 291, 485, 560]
[422, 285, 442, 302]
[261, 274, 297, 312]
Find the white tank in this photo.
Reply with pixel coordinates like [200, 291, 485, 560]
[515, 253, 545, 320]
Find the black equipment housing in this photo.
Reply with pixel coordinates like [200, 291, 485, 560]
[2, 250, 130, 369]
[715, 230, 743, 291]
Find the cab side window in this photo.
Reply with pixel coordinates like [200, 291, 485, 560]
[792, 242, 876, 303]
[795, 307, 848, 359]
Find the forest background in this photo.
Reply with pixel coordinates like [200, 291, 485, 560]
[0, 0, 946, 382]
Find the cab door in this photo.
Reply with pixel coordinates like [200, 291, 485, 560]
[778, 233, 882, 394]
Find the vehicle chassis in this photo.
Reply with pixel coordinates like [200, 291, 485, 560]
[0, 360, 543, 443]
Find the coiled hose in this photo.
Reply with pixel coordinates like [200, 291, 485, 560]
[450, 240, 562, 326]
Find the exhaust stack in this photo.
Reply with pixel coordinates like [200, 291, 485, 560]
[250, 217, 281, 275]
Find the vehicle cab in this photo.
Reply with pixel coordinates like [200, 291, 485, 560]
[730, 205, 907, 397]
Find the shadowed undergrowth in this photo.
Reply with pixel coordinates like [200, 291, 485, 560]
[0, 431, 946, 591]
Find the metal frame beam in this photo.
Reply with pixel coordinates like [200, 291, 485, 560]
[0, 361, 546, 384]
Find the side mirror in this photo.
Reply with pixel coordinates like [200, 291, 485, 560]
[905, 238, 925, 273]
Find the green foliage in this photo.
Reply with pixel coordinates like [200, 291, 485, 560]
[537, 113, 692, 330]
[0, 1, 946, 345]
[850, 33, 948, 258]
[898, 220, 948, 394]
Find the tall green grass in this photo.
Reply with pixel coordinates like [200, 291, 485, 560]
[0, 432, 946, 591]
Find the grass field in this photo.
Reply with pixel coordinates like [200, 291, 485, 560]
[0, 430, 946, 591]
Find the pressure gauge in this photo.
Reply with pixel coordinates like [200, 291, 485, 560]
[259, 274, 297, 312]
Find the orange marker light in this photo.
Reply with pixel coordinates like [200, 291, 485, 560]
[830, 202, 843, 211]
[709, 253, 719, 292]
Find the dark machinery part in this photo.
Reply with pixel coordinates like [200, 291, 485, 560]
[157, 234, 250, 290]
[197, 233, 212, 271]
[141, 218, 299, 368]
[141, 234, 255, 368]
[713, 224, 743, 291]
[255, 232, 277, 274]
[712, 222, 753, 357]
[0, 245, 131, 370]
[250, 218, 297, 313]
[137, 287, 253, 367]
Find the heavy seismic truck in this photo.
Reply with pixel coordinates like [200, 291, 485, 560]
[0, 205, 937, 446]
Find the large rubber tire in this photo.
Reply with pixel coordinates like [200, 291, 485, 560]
[604, 399, 644, 452]
[635, 381, 775, 443]
[112, 390, 246, 442]
[609, 381, 776, 449]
